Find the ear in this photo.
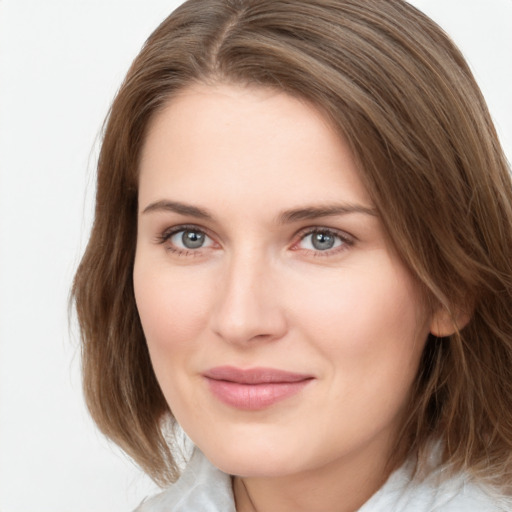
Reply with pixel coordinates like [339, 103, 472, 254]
[430, 305, 471, 338]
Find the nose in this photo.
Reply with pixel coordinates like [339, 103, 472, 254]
[209, 251, 288, 346]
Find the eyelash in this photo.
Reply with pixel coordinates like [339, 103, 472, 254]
[156, 224, 215, 257]
[292, 227, 354, 257]
[155, 225, 354, 257]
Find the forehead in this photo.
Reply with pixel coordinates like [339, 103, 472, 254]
[138, 83, 372, 213]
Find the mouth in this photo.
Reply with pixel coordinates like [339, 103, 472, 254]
[203, 366, 314, 410]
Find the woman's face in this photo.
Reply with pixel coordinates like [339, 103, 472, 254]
[134, 83, 435, 478]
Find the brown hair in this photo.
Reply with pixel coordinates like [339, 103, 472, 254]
[73, 0, 512, 488]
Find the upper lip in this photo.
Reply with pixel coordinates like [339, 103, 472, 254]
[203, 366, 314, 384]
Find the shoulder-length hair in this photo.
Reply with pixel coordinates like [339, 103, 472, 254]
[73, 0, 512, 488]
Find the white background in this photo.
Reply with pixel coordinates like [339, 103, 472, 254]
[0, 1, 510, 511]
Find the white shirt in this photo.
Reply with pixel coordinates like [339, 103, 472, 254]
[135, 448, 512, 511]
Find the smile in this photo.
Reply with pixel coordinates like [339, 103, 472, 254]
[203, 366, 314, 410]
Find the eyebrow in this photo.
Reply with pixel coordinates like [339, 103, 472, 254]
[277, 204, 378, 223]
[141, 199, 377, 223]
[142, 200, 213, 219]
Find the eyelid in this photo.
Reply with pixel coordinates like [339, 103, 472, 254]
[155, 224, 218, 250]
[290, 226, 355, 254]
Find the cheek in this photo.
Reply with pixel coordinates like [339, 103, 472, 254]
[133, 260, 216, 419]
[133, 261, 213, 353]
[288, 261, 430, 446]
[289, 258, 429, 366]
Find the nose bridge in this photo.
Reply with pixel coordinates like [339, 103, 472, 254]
[210, 246, 286, 345]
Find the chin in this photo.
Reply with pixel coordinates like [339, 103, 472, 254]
[196, 433, 311, 478]
[208, 453, 297, 478]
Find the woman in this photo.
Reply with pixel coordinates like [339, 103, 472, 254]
[73, 0, 512, 510]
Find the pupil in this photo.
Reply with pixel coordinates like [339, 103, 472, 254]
[182, 230, 205, 249]
[312, 232, 335, 250]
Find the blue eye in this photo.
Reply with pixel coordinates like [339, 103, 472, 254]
[168, 228, 214, 250]
[298, 229, 346, 251]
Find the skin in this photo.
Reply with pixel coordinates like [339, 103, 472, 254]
[133, 83, 444, 512]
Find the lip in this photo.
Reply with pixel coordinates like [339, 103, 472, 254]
[203, 366, 314, 410]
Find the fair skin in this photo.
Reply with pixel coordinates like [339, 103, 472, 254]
[133, 83, 444, 512]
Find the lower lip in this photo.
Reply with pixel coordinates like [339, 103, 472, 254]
[205, 378, 312, 410]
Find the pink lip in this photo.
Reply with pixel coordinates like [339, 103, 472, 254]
[203, 366, 314, 410]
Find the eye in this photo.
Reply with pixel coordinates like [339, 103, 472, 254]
[171, 228, 211, 249]
[295, 228, 352, 253]
[158, 226, 215, 253]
